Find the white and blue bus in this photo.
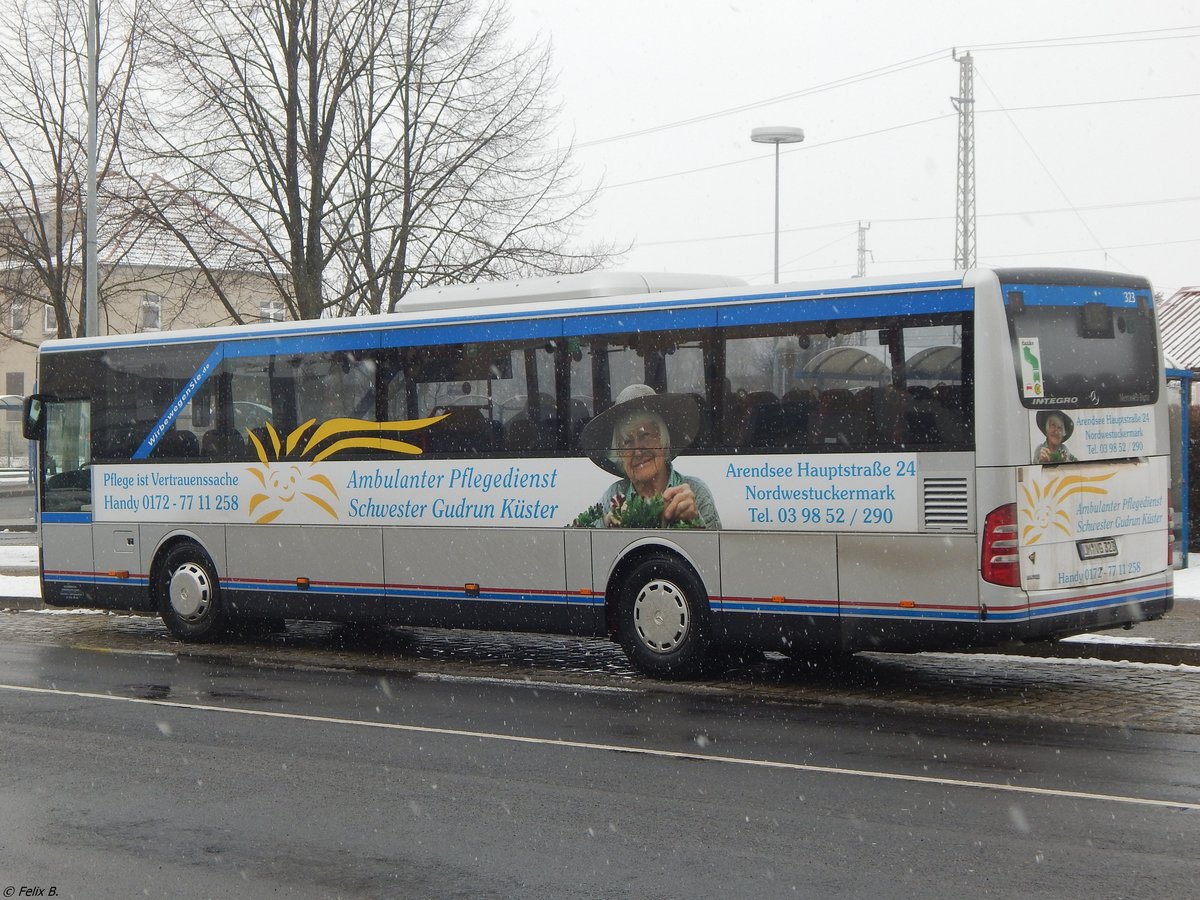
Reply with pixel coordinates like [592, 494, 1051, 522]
[23, 267, 1172, 676]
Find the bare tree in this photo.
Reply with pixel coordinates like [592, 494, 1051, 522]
[338, 0, 613, 315]
[137, 0, 614, 321]
[0, 0, 145, 340]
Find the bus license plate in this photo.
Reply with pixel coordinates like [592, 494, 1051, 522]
[1078, 538, 1118, 560]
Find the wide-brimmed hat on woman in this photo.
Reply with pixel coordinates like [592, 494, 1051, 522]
[579, 383, 700, 476]
[1036, 409, 1074, 442]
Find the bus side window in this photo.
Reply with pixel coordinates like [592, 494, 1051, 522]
[811, 389, 856, 447]
[778, 389, 815, 449]
[153, 426, 200, 458]
[504, 393, 556, 454]
[738, 391, 781, 448]
[875, 385, 908, 446]
[203, 427, 246, 460]
[901, 386, 931, 443]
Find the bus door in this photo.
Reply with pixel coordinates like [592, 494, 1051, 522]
[35, 397, 98, 603]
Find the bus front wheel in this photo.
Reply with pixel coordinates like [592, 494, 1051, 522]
[616, 554, 711, 679]
[156, 543, 227, 642]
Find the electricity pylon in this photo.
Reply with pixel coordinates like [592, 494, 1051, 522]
[951, 51, 976, 270]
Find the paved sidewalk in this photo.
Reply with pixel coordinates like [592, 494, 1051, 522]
[0, 481, 34, 501]
[1013, 596, 1200, 666]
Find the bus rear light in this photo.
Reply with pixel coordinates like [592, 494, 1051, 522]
[982, 503, 1020, 587]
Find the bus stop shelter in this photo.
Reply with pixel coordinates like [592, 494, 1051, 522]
[1167, 367, 1191, 566]
[1158, 285, 1200, 564]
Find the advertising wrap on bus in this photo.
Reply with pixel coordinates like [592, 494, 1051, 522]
[1016, 455, 1169, 593]
[1025, 406, 1153, 464]
[91, 451, 922, 533]
[28, 267, 1174, 675]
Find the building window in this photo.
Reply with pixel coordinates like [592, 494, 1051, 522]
[259, 300, 286, 322]
[10, 301, 27, 334]
[5, 372, 23, 421]
[43, 304, 57, 333]
[142, 294, 161, 332]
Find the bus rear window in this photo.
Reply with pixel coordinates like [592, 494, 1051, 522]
[1005, 286, 1158, 408]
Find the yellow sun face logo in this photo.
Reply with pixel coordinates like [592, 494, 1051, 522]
[268, 465, 303, 502]
[245, 414, 446, 524]
[1019, 470, 1116, 546]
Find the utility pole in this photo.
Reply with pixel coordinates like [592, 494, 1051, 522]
[951, 50, 976, 270]
[85, 0, 100, 337]
[856, 221, 871, 277]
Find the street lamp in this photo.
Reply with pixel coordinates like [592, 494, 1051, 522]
[750, 125, 805, 284]
[85, 0, 99, 337]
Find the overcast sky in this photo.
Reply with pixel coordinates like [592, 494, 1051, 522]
[504, 1, 1199, 295]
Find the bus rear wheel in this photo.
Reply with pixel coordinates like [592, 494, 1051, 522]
[616, 554, 710, 679]
[156, 543, 227, 642]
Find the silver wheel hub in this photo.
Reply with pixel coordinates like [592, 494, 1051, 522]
[169, 562, 212, 621]
[633, 578, 688, 653]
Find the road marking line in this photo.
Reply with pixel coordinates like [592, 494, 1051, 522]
[2, 680, 1198, 811]
[73, 644, 177, 658]
[414, 672, 637, 693]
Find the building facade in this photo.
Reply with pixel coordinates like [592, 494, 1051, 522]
[0, 263, 283, 466]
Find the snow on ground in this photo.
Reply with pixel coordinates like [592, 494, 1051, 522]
[0, 545, 38, 567]
[0, 575, 43, 598]
[0, 543, 40, 598]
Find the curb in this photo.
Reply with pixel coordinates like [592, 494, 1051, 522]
[987, 639, 1200, 667]
[0, 597, 45, 612]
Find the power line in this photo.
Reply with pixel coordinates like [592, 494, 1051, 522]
[591, 91, 1198, 194]
[599, 113, 954, 192]
[636, 195, 1200, 248]
[731, 234, 867, 280]
[968, 24, 1200, 53]
[570, 26, 1200, 149]
[745, 235, 1200, 283]
[751, 228, 858, 282]
[972, 65, 1123, 268]
[573, 51, 946, 149]
[976, 237, 1200, 270]
[988, 92, 1200, 113]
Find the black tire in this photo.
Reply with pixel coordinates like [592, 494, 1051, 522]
[156, 542, 227, 642]
[616, 554, 711, 679]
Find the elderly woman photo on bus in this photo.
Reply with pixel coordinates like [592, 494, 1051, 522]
[573, 383, 722, 529]
[1035, 409, 1078, 464]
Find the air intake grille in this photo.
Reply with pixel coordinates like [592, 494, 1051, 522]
[923, 476, 970, 530]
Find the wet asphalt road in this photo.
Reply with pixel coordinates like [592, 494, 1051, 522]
[1, 627, 1198, 899]
[2, 485, 1198, 895]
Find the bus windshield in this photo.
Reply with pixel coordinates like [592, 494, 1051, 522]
[1005, 282, 1159, 409]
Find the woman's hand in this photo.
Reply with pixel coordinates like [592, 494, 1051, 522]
[661, 483, 698, 524]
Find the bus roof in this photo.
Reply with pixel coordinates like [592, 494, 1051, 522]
[399, 271, 748, 310]
[38, 266, 1147, 356]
